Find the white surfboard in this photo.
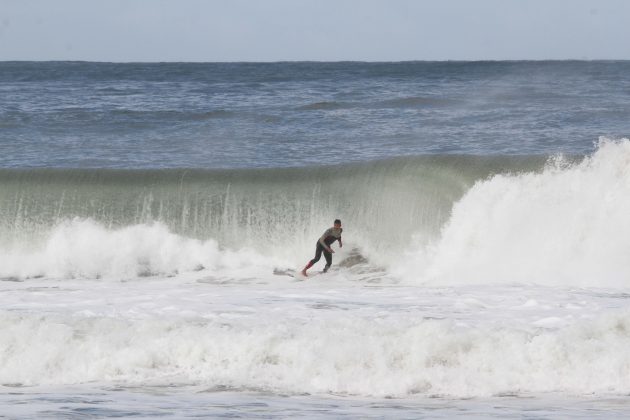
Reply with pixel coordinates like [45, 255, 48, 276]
[273, 268, 323, 280]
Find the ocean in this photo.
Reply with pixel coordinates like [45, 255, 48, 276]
[1, 61, 630, 418]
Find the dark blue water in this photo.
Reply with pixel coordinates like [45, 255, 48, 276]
[2, 61, 630, 168]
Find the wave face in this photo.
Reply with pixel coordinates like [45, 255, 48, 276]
[0, 155, 544, 279]
[2, 139, 630, 286]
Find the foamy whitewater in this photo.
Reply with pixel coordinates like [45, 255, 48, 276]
[2, 61, 630, 417]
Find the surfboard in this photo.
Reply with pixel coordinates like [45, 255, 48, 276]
[273, 268, 322, 280]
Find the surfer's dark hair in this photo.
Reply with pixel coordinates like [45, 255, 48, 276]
[334, 219, 341, 225]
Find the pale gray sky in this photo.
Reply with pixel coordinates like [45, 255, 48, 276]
[1, 0, 629, 62]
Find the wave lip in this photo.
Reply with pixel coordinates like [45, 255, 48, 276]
[406, 138, 630, 287]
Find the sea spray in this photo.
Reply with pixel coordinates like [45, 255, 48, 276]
[409, 138, 630, 287]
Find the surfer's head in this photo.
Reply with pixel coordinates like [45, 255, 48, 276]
[334, 219, 341, 228]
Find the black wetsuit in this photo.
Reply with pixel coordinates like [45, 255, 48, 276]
[309, 227, 343, 271]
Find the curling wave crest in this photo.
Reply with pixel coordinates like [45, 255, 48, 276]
[405, 138, 630, 287]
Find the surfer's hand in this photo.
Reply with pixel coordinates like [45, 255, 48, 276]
[329, 248, 335, 253]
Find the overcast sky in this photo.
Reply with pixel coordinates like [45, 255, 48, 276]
[1, 0, 629, 62]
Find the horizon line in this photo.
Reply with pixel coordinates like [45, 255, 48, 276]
[2, 59, 630, 64]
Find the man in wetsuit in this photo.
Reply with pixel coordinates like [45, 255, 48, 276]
[301, 219, 343, 276]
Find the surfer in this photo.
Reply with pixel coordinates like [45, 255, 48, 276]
[301, 219, 343, 276]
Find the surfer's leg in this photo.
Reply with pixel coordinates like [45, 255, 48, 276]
[302, 243, 323, 276]
[312, 245, 323, 263]
[323, 250, 332, 272]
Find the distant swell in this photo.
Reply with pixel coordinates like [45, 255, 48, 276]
[298, 101, 352, 111]
[298, 97, 455, 111]
[378, 96, 456, 108]
[110, 109, 237, 120]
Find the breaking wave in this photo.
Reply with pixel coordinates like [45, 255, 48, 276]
[1, 138, 630, 286]
[408, 138, 630, 287]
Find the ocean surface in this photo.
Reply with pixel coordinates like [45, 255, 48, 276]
[1, 61, 630, 418]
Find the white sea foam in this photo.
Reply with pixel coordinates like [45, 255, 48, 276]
[0, 270, 628, 398]
[0, 219, 274, 280]
[1, 308, 630, 397]
[402, 138, 630, 287]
